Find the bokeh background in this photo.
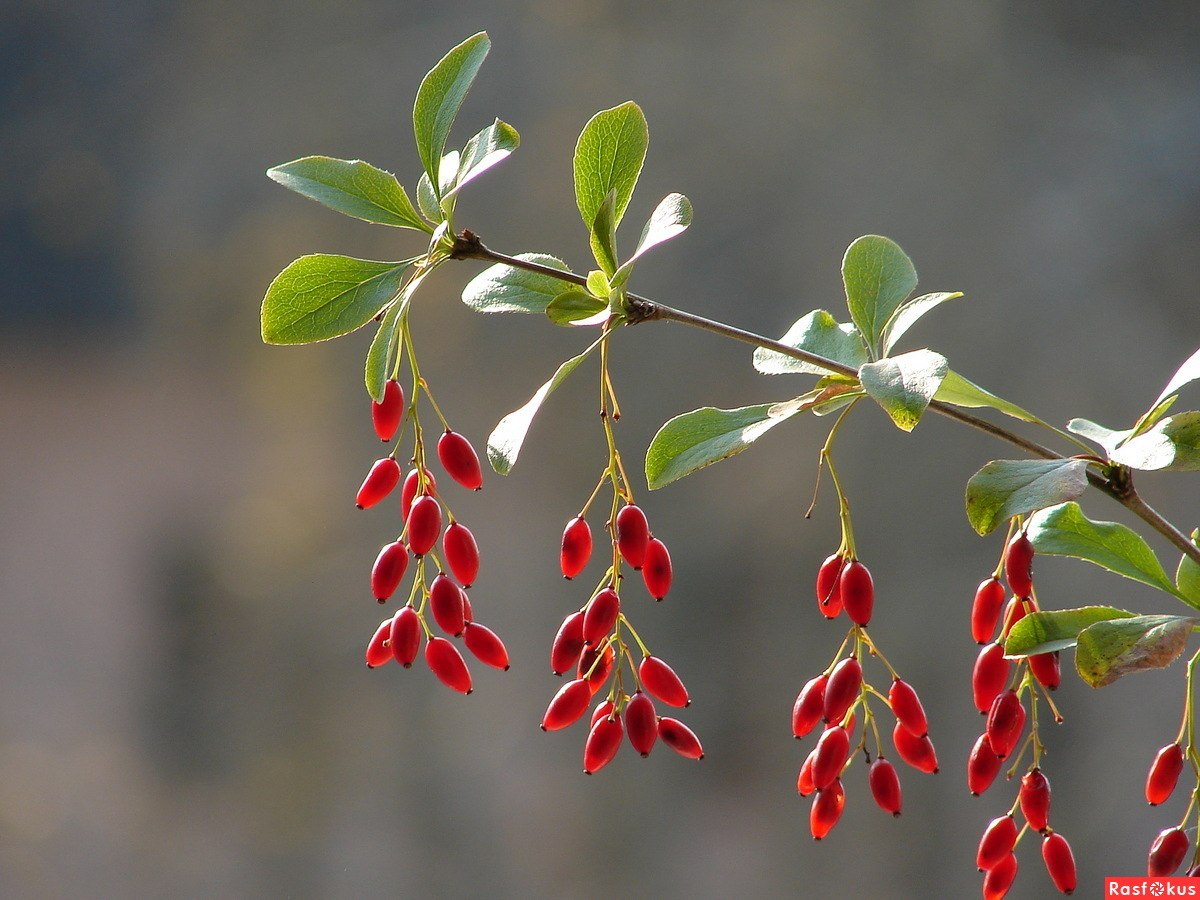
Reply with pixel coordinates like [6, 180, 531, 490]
[2, 1, 1199, 897]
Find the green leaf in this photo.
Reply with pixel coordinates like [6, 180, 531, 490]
[590, 189, 619, 276]
[1129, 395, 1178, 441]
[842, 235, 918, 355]
[1152, 346, 1200, 409]
[1075, 615, 1196, 687]
[1110, 411, 1200, 472]
[488, 340, 601, 475]
[1028, 502, 1180, 595]
[1176, 531, 1200, 608]
[413, 32, 490, 191]
[445, 119, 519, 199]
[753, 310, 869, 376]
[267, 157, 429, 231]
[546, 289, 607, 325]
[573, 101, 648, 236]
[1004, 606, 1136, 657]
[934, 370, 1043, 425]
[645, 397, 815, 490]
[1066, 417, 1131, 455]
[858, 349, 948, 432]
[612, 192, 692, 286]
[416, 171, 440, 223]
[586, 270, 610, 299]
[461, 254, 574, 314]
[880, 292, 964, 356]
[261, 255, 413, 345]
[364, 300, 404, 402]
[964, 459, 1091, 536]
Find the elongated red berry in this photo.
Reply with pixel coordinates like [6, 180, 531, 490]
[889, 678, 928, 738]
[982, 852, 1018, 900]
[1149, 827, 1190, 877]
[624, 691, 658, 757]
[797, 753, 816, 796]
[824, 658, 862, 725]
[578, 644, 614, 693]
[583, 715, 623, 773]
[389, 606, 421, 667]
[810, 778, 845, 840]
[591, 699, 615, 726]
[816, 554, 845, 618]
[1005, 532, 1035, 598]
[425, 636, 472, 694]
[560, 517, 592, 579]
[642, 538, 672, 600]
[356, 458, 401, 509]
[616, 504, 650, 568]
[869, 757, 902, 816]
[463, 622, 508, 670]
[429, 573, 466, 636]
[972, 577, 1006, 644]
[372, 379, 404, 442]
[583, 588, 620, 646]
[405, 495, 442, 556]
[892, 722, 939, 774]
[551, 611, 585, 675]
[1029, 651, 1061, 691]
[461, 592, 473, 623]
[437, 430, 483, 491]
[986, 690, 1026, 760]
[840, 560, 874, 625]
[1019, 768, 1051, 832]
[639, 655, 689, 708]
[973, 642, 1011, 713]
[365, 619, 393, 668]
[968, 733, 1003, 795]
[1000, 596, 1032, 638]
[400, 469, 437, 521]
[792, 675, 828, 738]
[371, 541, 409, 602]
[812, 725, 851, 790]
[443, 522, 480, 587]
[1146, 743, 1185, 806]
[541, 678, 592, 731]
[977, 815, 1019, 871]
[1042, 832, 1076, 894]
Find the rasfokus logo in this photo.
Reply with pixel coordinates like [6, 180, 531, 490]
[1106, 878, 1199, 896]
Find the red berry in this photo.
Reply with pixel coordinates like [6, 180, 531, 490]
[797, 753, 816, 796]
[624, 692, 658, 757]
[425, 636, 472, 694]
[638, 656, 690, 708]
[1149, 827, 1190, 877]
[982, 852, 1018, 900]
[582, 588, 620, 646]
[365, 618, 393, 668]
[541, 678, 592, 731]
[1042, 831, 1076, 894]
[551, 611, 585, 675]
[892, 721, 939, 774]
[429, 573, 466, 637]
[405, 495, 442, 556]
[973, 642, 1011, 713]
[442, 522, 480, 587]
[356, 457, 401, 509]
[591, 699, 615, 726]
[371, 541, 409, 602]
[578, 644, 614, 693]
[1146, 743, 1185, 806]
[809, 778, 845, 840]
[658, 717, 703, 759]
[560, 517, 592, 579]
[372, 379, 404, 442]
[967, 733, 1003, 796]
[986, 690, 1026, 760]
[1004, 533, 1034, 598]
[869, 757, 902, 816]
[583, 715, 623, 773]
[389, 606, 421, 667]
[463, 622, 508, 670]
[889, 678, 928, 738]
[972, 577, 1006, 644]
[977, 815, 1019, 871]
[815, 553, 845, 618]
[460, 592, 473, 624]
[792, 675, 828, 739]
[812, 725, 851, 790]
[840, 560, 874, 625]
[999, 596, 1030, 639]
[1019, 768, 1051, 832]
[400, 469, 437, 521]
[437, 430, 483, 491]
[615, 504, 650, 568]
[824, 657, 862, 725]
[1029, 651, 1061, 691]
[642, 538, 673, 600]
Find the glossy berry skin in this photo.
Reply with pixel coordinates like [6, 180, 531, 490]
[1146, 743, 1185, 806]
[1020, 768, 1051, 832]
[624, 692, 658, 757]
[812, 725, 851, 790]
[578, 644, 614, 693]
[405, 495, 442, 556]
[463, 622, 509, 670]
[796, 754, 816, 796]
[968, 734, 1003, 796]
[1029, 651, 1061, 691]
[425, 637, 472, 694]
[356, 458, 401, 509]
[591, 699, 615, 727]
[824, 658, 862, 725]
[869, 757, 902, 816]
[551, 611, 586, 675]
[583, 715, 624, 774]
[639, 656, 690, 708]
[371, 541, 409, 602]
[429, 573, 466, 637]
[889, 678, 928, 737]
[437, 430, 483, 491]
[582, 588, 620, 646]
[986, 690, 1026, 760]
[560, 517, 592, 579]
[615, 504, 650, 569]
[1042, 832, 1076, 894]
[541, 678, 592, 731]
[809, 778, 845, 840]
[658, 716, 703, 760]
[839, 560, 874, 626]
[973, 642, 1011, 713]
[389, 607, 422, 667]
[442, 523, 480, 588]
[1149, 827, 1190, 877]
[892, 722, 938, 774]
[400, 469, 436, 521]
[1005, 533, 1035, 598]
[972, 577, 1006, 644]
[977, 815, 1019, 871]
[792, 675, 828, 739]
[815, 554, 845, 618]
[365, 619, 394, 668]
[641, 538, 673, 600]
[982, 853, 1018, 900]
[372, 379, 404, 442]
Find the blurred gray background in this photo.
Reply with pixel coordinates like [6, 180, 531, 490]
[2, 1, 1198, 897]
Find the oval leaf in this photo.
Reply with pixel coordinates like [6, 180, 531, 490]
[1075, 615, 1196, 688]
[842, 235, 917, 354]
[573, 102, 648, 237]
[267, 157, 428, 231]
[612, 192, 692, 286]
[753, 310, 868, 376]
[445, 118, 520, 199]
[1110, 411, 1200, 472]
[1177, 531, 1200, 609]
[461, 254, 574, 314]
[934, 370, 1043, 425]
[964, 459, 1091, 536]
[413, 32, 490, 191]
[858, 349, 948, 432]
[1066, 417, 1131, 455]
[546, 289, 607, 326]
[1153, 346, 1200, 409]
[364, 301, 403, 402]
[1004, 606, 1136, 657]
[880, 292, 964, 356]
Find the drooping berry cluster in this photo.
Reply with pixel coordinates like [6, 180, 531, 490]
[1141, 680, 1200, 876]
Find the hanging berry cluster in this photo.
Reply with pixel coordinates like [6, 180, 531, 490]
[1141, 654, 1200, 877]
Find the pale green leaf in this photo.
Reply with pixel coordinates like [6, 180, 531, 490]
[416, 171, 440, 223]
[934, 370, 1043, 425]
[461, 254, 573, 314]
[586, 270, 610, 299]
[612, 192, 692, 286]
[964, 459, 1091, 536]
[1004, 606, 1136, 657]
[1075, 615, 1196, 687]
[413, 32, 490, 190]
[573, 102, 648, 235]
[842, 235, 918, 354]
[590, 189, 619, 276]
[1066, 417, 1131, 455]
[880, 292, 964, 355]
[1176, 530, 1200, 608]
[546, 289, 607, 325]
[444, 119, 519, 199]
[267, 157, 429, 231]
[859, 349, 948, 431]
[364, 300, 404, 402]
[1111, 411, 1200, 472]
[1153, 346, 1200, 409]
[753, 310, 869, 376]
[1129, 395, 1178, 441]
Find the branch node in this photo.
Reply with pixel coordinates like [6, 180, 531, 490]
[450, 230, 483, 260]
